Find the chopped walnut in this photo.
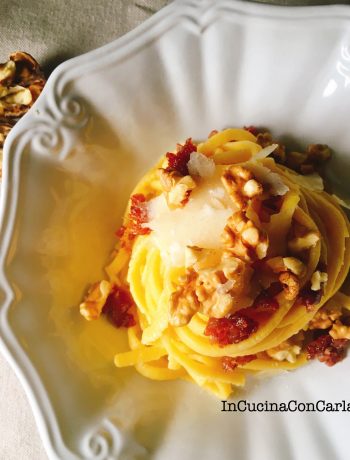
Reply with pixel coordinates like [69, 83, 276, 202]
[159, 169, 196, 208]
[329, 321, 350, 340]
[0, 60, 16, 83]
[283, 257, 306, 277]
[221, 165, 262, 211]
[159, 168, 181, 191]
[0, 52, 45, 120]
[256, 131, 286, 163]
[285, 151, 308, 171]
[309, 307, 342, 330]
[221, 229, 251, 262]
[195, 255, 253, 318]
[242, 179, 263, 198]
[79, 280, 112, 321]
[222, 212, 268, 262]
[310, 271, 328, 291]
[0, 52, 45, 178]
[309, 302, 342, 330]
[288, 231, 320, 252]
[279, 271, 300, 301]
[307, 144, 331, 162]
[169, 252, 254, 325]
[285, 144, 331, 175]
[267, 341, 301, 363]
[267, 256, 306, 277]
[256, 132, 273, 148]
[169, 271, 200, 326]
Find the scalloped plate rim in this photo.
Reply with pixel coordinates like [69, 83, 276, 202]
[1, 1, 350, 459]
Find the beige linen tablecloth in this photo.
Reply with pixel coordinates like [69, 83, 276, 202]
[0, 3, 168, 458]
[0, 0, 349, 459]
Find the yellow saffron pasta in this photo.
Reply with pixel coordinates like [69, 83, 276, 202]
[79, 128, 350, 399]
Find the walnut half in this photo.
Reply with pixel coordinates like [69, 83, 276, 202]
[222, 212, 268, 262]
[79, 280, 112, 321]
[159, 168, 196, 208]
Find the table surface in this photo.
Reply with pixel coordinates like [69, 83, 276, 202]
[1, 0, 350, 459]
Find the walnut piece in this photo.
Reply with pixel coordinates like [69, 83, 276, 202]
[169, 252, 254, 325]
[307, 144, 331, 162]
[221, 165, 263, 211]
[329, 320, 350, 340]
[279, 271, 300, 301]
[242, 179, 263, 198]
[79, 280, 112, 321]
[195, 255, 253, 318]
[220, 165, 268, 262]
[266, 256, 306, 277]
[310, 271, 328, 291]
[309, 301, 343, 330]
[0, 51, 45, 120]
[169, 271, 200, 326]
[159, 168, 196, 208]
[267, 341, 301, 363]
[288, 231, 320, 252]
[283, 257, 306, 277]
[0, 52, 45, 178]
[222, 211, 268, 262]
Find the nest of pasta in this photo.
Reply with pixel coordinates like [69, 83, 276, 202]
[79, 127, 350, 399]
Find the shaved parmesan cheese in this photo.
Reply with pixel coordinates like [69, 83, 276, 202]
[187, 152, 216, 178]
[245, 162, 289, 196]
[146, 170, 235, 266]
[284, 171, 324, 192]
[332, 193, 350, 209]
[253, 144, 278, 160]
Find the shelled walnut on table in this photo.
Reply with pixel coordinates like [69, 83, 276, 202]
[0, 51, 46, 177]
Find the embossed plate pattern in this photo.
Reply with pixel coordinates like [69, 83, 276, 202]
[1, 1, 350, 459]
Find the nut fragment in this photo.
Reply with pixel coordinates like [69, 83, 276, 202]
[307, 144, 331, 162]
[242, 179, 263, 198]
[288, 231, 320, 252]
[0, 51, 46, 120]
[241, 226, 260, 246]
[169, 271, 200, 326]
[169, 252, 254, 325]
[195, 255, 253, 318]
[309, 306, 342, 330]
[159, 168, 181, 191]
[283, 257, 306, 276]
[329, 320, 350, 340]
[221, 165, 262, 210]
[279, 271, 300, 301]
[222, 212, 268, 262]
[0, 60, 16, 83]
[266, 256, 306, 279]
[310, 271, 328, 291]
[79, 280, 112, 321]
[267, 341, 301, 363]
[160, 168, 196, 208]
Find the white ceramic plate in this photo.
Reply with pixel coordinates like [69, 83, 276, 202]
[1, 1, 350, 459]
